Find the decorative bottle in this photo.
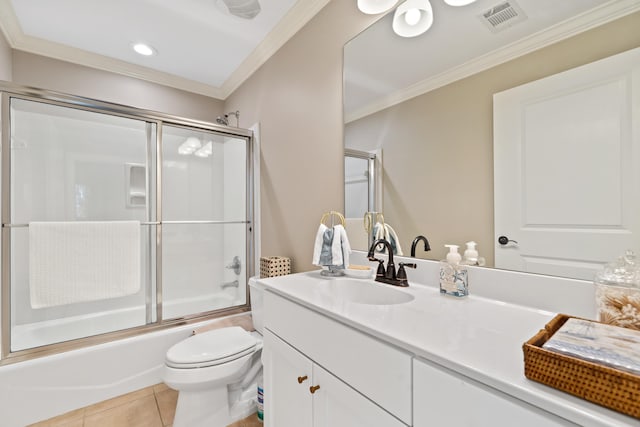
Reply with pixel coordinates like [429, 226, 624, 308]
[439, 244, 468, 297]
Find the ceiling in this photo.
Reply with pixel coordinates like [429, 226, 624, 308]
[0, 0, 329, 99]
[344, 0, 640, 121]
[1, 1, 638, 107]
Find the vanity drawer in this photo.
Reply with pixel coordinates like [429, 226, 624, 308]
[264, 290, 412, 425]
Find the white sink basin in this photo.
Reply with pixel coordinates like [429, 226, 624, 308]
[319, 278, 414, 305]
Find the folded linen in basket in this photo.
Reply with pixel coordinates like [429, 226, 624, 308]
[29, 221, 141, 308]
[542, 318, 640, 375]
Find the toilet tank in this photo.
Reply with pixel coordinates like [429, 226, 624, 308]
[248, 277, 265, 334]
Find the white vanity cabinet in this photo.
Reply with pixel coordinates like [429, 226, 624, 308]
[263, 329, 407, 427]
[263, 329, 313, 427]
[263, 290, 412, 427]
[413, 358, 579, 427]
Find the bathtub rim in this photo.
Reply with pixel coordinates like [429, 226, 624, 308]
[0, 304, 250, 366]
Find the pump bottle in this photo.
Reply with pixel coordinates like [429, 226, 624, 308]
[439, 244, 469, 297]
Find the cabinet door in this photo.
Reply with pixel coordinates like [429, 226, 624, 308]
[413, 359, 578, 427]
[313, 364, 407, 427]
[263, 329, 313, 427]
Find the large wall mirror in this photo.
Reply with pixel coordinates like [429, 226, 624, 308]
[344, 0, 640, 281]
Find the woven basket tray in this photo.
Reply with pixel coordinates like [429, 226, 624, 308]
[523, 314, 640, 419]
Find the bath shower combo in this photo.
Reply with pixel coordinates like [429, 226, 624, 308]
[0, 81, 257, 425]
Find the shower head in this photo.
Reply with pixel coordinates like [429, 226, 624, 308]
[216, 111, 240, 127]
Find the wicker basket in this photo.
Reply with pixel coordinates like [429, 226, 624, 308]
[260, 256, 291, 278]
[523, 314, 640, 419]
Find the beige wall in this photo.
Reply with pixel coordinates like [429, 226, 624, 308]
[225, 1, 376, 272]
[0, 30, 11, 81]
[12, 51, 223, 121]
[346, 12, 640, 265]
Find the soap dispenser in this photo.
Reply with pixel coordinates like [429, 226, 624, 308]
[462, 241, 486, 267]
[440, 244, 469, 297]
[463, 241, 478, 264]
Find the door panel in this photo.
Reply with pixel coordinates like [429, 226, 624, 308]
[413, 358, 578, 427]
[312, 364, 406, 427]
[263, 329, 313, 427]
[494, 47, 640, 280]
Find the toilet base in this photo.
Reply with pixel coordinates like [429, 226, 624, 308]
[173, 387, 230, 427]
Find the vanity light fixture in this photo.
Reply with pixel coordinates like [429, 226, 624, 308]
[358, 0, 478, 38]
[132, 42, 156, 56]
[392, 0, 433, 38]
[357, 0, 398, 14]
[443, 0, 478, 6]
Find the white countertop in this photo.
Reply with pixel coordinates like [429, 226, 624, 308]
[257, 268, 638, 427]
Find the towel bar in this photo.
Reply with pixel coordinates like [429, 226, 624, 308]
[2, 220, 250, 228]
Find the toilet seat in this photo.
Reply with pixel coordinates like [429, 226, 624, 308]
[166, 326, 257, 369]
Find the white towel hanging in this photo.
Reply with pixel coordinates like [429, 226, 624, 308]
[312, 224, 329, 266]
[29, 221, 141, 308]
[336, 224, 352, 268]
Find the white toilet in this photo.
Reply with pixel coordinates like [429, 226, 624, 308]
[163, 278, 265, 427]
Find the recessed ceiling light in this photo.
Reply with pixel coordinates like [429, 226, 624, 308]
[132, 43, 156, 56]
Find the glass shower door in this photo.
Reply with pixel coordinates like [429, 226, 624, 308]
[161, 125, 248, 320]
[7, 97, 156, 351]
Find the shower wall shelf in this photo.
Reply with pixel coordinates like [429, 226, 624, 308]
[125, 163, 146, 208]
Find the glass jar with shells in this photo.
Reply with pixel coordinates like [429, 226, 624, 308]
[595, 250, 640, 331]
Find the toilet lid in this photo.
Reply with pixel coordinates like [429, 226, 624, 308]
[166, 326, 257, 368]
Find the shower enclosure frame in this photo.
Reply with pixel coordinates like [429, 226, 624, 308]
[0, 82, 255, 364]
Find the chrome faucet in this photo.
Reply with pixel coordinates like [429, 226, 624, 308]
[411, 235, 431, 258]
[221, 280, 239, 289]
[367, 238, 415, 287]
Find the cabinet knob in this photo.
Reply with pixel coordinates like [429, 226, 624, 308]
[297, 375, 308, 384]
[309, 385, 320, 394]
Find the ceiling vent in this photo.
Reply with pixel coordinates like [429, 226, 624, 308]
[479, 0, 527, 33]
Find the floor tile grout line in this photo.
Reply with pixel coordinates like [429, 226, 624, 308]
[152, 389, 166, 427]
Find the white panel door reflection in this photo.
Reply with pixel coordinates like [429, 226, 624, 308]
[494, 47, 640, 280]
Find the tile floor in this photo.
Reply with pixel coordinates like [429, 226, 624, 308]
[28, 383, 263, 427]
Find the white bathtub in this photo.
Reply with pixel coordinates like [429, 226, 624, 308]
[0, 297, 246, 427]
[11, 292, 239, 351]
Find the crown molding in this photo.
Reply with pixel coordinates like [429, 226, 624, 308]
[15, 38, 226, 98]
[0, 0, 19, 46]
[345, 0, 640, 123]
[220, 0, 331, 98]
[0, 0, 225, 97]
[0, 0, 330, 100]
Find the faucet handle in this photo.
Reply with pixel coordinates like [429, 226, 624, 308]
[396, 262, 416, 286]
[368, 257, 386, 279]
